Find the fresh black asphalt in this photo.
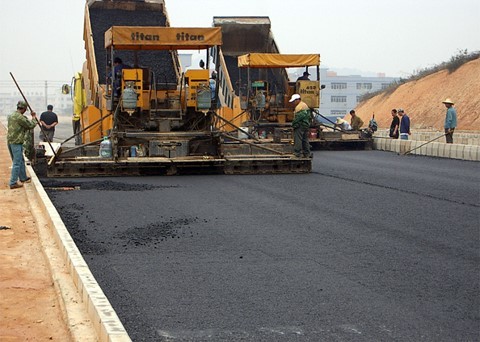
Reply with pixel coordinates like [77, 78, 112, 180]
[43, 150, 480, 341]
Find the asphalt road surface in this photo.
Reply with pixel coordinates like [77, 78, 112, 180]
[43, 150, 480, 342]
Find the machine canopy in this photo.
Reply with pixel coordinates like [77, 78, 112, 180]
[105, 26, 222, 50]
[238, 53, 320, 68]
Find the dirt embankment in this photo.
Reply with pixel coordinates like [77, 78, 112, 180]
[355, 58, 480, 131]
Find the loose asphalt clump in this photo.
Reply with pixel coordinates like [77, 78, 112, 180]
[117, 217, 199, 248]
[51, 202, 108, 255]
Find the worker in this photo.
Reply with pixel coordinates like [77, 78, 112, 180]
[296, 71, 310, 81]
[389, 109, 399, 138]
[442, 98, 457, 143]
[349, 110, 364, 131]
[72, 111, 82, 145]
[39, 104, 58, 142]
[72, 72, 83, 145]
[7, 101, 37, 189]
[289, 93, 312, 158]
[210, 71, 217, 101]
[398, 108, 411, 140]
[72, 111, 81, 145]
[335, 117, 352, 131]
[112, 57, 128, 97]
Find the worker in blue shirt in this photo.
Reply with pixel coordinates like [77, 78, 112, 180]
[398, 108, 411, 140]
[111, 57, 129, 97]
[442, 98, 457, 144]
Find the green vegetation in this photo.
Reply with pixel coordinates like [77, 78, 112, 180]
[359, 49, 480, 102]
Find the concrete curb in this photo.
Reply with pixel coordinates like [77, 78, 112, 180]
[375, 130, 480, 146]
[26, 163, 131, 342]
[373, 138, 480, 161]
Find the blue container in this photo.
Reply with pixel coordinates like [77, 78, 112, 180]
[130, 145, 137, 157]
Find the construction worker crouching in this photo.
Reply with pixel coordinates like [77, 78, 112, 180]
[335, 117, 352, 131]
[349, 110, 364, 131]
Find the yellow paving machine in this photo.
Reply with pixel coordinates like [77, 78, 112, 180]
[36, 1, 310, 177]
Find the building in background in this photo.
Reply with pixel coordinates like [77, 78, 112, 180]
[318, 69, 397, 120]
[0, 81, 72, 118]
[0, 80, 73, 143]
[288, 68, 398, 122]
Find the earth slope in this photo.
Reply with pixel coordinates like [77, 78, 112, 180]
[355, 57, 480, 131]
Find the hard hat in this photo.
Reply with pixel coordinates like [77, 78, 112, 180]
[289, 94, 301, 102]
[442, 98, 454, 104]
[17, 100, 27, 109]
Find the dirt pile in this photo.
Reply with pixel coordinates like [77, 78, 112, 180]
[355, 57, 480, 131]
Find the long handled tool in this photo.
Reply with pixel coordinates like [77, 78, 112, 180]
[9, 72, 58, 161]
[221, 133, 286, 155]
[311, 108, 350, 133]
[211, 111, 258, 140]
[401, 133, 447, 155]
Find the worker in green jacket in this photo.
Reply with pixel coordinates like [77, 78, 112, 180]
[7, 100, 37, 189]
[289, 94, 312, 158]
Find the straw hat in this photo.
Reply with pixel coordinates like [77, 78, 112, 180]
[442, 98, 454, 104]
[336, 117, 345, 124]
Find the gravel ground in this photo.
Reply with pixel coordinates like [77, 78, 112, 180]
[43, 150, 480, 342]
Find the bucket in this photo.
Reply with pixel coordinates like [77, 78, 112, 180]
[238, 127, 249, 140]
[130, 145, 137, 157]
[309, 128, 318, 139]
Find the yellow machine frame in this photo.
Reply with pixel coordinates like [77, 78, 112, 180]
[184, 69, 210, 109]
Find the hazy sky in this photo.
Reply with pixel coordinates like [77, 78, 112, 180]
[0, 0, 478, 82]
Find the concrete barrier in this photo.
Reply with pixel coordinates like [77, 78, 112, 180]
[378, 137, 386, 150]
[384, 138, 391, 151]
[409, 141, 420, 155]
[375, 130, 480, 147]
[444, 144, 453, 158]
[399, 140, 410, 155]
[26, 165, 132, 342]
[430, 142, 440, 157]
[392, 139, 401, 153]
[373, 137, 480, 161]
[438, 142, 446, 157]
[464, 145, 480, 161]
[453, 144, 465, 160]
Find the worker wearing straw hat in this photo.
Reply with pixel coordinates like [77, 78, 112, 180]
[442, 98, 457, 144]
